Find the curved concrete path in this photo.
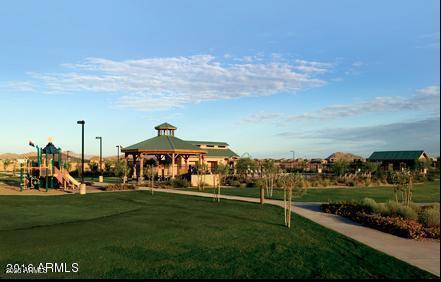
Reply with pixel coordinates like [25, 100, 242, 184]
[138, 187, 440, 277]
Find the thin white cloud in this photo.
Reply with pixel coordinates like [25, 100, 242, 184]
[2, 55, 331, 111]
[244, 85, 440, 124]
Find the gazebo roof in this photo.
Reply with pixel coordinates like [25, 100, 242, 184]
[154, 122, 177, 130]
[42, 142, 59, 154]
[121, 135, 204, 153]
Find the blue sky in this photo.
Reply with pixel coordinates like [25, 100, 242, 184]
[0, 0, 439, 158]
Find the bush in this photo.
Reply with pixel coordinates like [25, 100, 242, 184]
[396, 205, 418, 221]
[419, 205, 440, 228]
[230, 180, 241, 187]
[359, 198, 378, 213]
[171, 178, 189, 188]
[385, 201, 400, 216]
[246, 181, 257, 188]
[104, 184, 136, 191]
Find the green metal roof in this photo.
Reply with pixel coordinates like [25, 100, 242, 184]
[204, 148, 239, 158]
[187, 140, 229, 146]
[154, 122, 177, 130]
[122, 135, 203, 152]
[368, 151, 426, 161]
[42, 142, 59, 154]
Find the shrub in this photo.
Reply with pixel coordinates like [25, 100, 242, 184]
[419, 205, 440, 228]
[354, 213, 425, 239]
[104, 184, 136, 191]
[396, 205, 418, 221]
[171, 178, 189, 188]
[231, 180, 241, 187]
[385, 201, 400, 216]
[246, 181, 257, 188]
[359, 198, 378, 213]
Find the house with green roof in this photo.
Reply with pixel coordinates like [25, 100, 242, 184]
[367, 150, 430, 171]
[121, 123, 239, 180]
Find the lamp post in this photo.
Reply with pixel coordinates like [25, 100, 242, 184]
[96, 136, 103, 182]
[290, 150, 295, 170]
[116, 145, 121, 162]
[77, 120, 86, 194]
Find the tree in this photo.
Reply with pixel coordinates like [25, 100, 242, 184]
[363, 161, 380, 177]
[236, 157, 256, 181]
[104, 160, 114, 174]
[2, 159, 11, 172]
[213, 163, 229, 202]
[90, 162, 99, 176]
[114, 160, 129, 183]
[416, 159, 432, 173]
[390, 170, 413, 206]
[277, 173, 306, 228]
[196, 162, 208, 191]
[331, 159, 349, 177]
[262, 160, 278, 198]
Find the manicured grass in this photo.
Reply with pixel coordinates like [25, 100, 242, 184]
[182, 180, 440, 203]
[0, 192, 435, 278]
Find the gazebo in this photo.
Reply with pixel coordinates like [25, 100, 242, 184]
[121, 123, 207, 181]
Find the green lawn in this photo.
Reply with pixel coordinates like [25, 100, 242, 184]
[182, 180, 440, 203]
[0, 191, 435, 278]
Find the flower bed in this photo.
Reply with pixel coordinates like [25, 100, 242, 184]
[321, 200, 440, 240]
[103, 184, 137, 191]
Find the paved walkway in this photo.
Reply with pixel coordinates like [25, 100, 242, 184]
[138, 187, 440, 277]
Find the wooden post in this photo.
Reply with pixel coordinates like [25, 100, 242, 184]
[139, 154, 144, 183]
[171, 153, 175, 179]
[132, 154, 137, 180]
[124, 155, 128, 184]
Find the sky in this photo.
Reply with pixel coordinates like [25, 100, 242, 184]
[0, 0, 439, 159]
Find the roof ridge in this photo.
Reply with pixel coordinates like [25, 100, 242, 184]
[166, 135, 176, 150]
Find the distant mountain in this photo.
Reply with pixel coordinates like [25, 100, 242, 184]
[0, 151, 127, 162]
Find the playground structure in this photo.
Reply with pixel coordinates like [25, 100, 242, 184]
[19, 140, 80, 192]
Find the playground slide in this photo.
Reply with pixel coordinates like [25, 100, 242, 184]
[65, 172, 80, 188]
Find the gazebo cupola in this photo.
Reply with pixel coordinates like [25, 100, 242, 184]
[155, 122, 177, 136]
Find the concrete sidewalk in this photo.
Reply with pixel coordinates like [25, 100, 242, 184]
[138, 187, 440, 277]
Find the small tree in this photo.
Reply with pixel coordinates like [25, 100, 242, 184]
[277, 173, 306, 228]
[390, 170, 413, 206]
[331, 159, 349, 177]
[236, 157, 257, 181]
[114, 160, 129, 183]
[2, 159, 11, 172]
[196, 162, 208, 191]
[213, 163, 229, 202]
[104, 160, 114, 174]
[262, 160, 278, 198]
[90, 162, 99, 176]
[363, 161, 380, 178]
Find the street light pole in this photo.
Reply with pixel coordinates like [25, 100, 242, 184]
[96, 137, 102, 172]
[290, 150, 295, 170]
[116, 145, 120, 162]
[96, 136, 103, 182]
[77, 120, 85, 186]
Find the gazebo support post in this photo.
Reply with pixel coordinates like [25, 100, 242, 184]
[171, 153, 175, 179]
[138, 154, 144, 183]
[132, 154, 137, 180]
[124, 155, 128, 184]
